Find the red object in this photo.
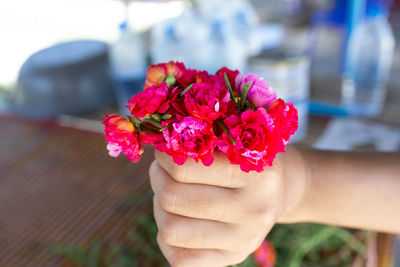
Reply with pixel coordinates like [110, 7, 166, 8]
[103, 61, 299, 172]
[128, 82, 169, 118]
[103, 114, 143, 163]
[254, 240, 277, 267]
[269, 99, 299, 143]
[217, 108, 284, 173]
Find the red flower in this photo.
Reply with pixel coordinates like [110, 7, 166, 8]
[217, 108, 284, 172]
[269, 99, 298, 143]
[158, 116, 217, 166]
[139, 131, 164, 145]
[144, 61, 186, 89]
[103, 114, 143, 163]
[184, 82, 230, 122]
[128, 82, 169, 118]
[164, 87, 187, 117]
[216, 67, 239, 92]
[254, 240, 276, 267]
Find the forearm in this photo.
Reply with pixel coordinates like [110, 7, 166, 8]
[280, 147, 400, 234]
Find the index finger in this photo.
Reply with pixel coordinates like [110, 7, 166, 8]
[155, 151, 264, 188]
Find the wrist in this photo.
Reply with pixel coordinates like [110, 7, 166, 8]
[277, 146, 312, 223]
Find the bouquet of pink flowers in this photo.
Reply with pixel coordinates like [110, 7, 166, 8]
[103, 62, 298, 172]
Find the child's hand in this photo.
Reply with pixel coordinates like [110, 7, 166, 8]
[149, 148, 307, 267]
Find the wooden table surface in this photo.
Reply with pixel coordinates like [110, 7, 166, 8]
[0, 115, 154, 266]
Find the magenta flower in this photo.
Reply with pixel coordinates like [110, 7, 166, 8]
[160, 116, 216, 166]
[235, 73, 277, 109]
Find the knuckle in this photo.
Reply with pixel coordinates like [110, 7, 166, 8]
[170, 164, 189, 183]
[158, 184, 179, 213]
[149, 160, 159, 178]
[251, 204, 274, 227]
[161, 245, 182, 267]
[159, 217, 179, 246]
[229, 252, 250, 266]
[259, 209, 275, 227]
[171, 255, 189, 267]
[159, 193, 178, 215]
[248, 234, 265, 252]
[171, 257, 188, 267]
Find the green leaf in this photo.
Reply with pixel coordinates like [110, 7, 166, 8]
[150, 113, 161, 122]
[161, 113, 172, 120]
[143, 118, 162, 129]
[127, 115, 142, 129]
[217, 120, 236, 145]
[159, 124, 172, 132]
[240, 81, 252, 111]
[224, 73, 237, 104]
[180, 84, 193, 97]
[165, 72, 176, 88]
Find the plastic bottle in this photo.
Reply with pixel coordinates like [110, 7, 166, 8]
[109, 21, 146, 115]
[341, 0, 395, 116]
[208, 19, 248, 73]
[151, 7, 212, 71]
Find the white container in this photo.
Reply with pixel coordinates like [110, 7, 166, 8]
[109, 22, 147, 115]
[248, 52, 310, 142]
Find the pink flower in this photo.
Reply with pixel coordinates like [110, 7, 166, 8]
[159, 116, 217, 166]
[128, 82, 169, 118]
[144, 61, 186, 89]
[269, 99, 298, 143]
[254, 240, 276, 267]
[217, 108, 284, 172]
[106, 143, 123, 157]
[103, 114, 143, 163]
[184, 82, 230, 122]
[235, 73, 276, 109]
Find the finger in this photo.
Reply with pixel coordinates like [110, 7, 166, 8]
[155, 150, 260, 188]
[157, 234, 247, 267]
[150, 161, 251, 223]
[154, 197, 246, 251]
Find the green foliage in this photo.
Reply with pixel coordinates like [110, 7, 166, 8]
[49, 192, 367, 267]
[268, 223, 367, 267]
[240, 81, 252, 111]
[224, 72, 237, 105]
[165, 73, 176, 88]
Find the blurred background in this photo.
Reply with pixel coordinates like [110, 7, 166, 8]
[0, 0, 400, 266]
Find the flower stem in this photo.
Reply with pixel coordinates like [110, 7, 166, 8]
[224, 73, 237, 105]
[143, 118, 162, 129]
[180, 84, 193, 97]
[159, 124, 172, 132]
[217, 120, 236, 145]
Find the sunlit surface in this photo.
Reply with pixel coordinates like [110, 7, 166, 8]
[0, 0, 184, 88]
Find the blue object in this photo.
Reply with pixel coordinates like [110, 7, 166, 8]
[366, 0, 390, 16]
[309, 101, 349, 117]
[347, 0, 366, 41]
[311, 0, 348, 26]
[119, 21, 128, 32]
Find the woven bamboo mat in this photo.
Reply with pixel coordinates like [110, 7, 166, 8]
[0, 116, 154, 266]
